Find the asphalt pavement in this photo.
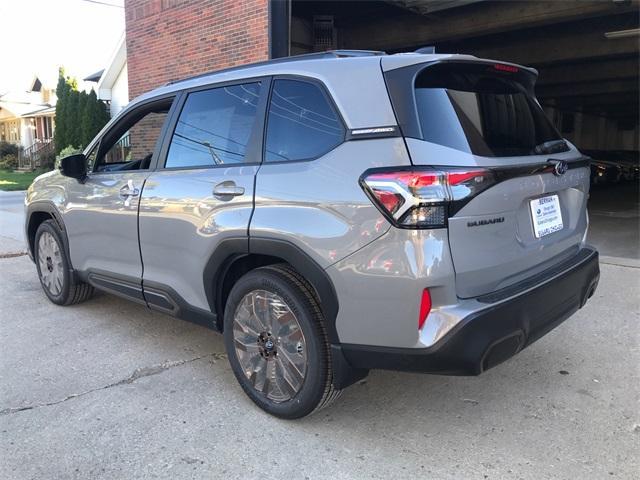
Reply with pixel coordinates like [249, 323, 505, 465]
[1, 188, 638, 479]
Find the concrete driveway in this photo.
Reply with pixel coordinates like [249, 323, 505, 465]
[1, 190, 638, 479]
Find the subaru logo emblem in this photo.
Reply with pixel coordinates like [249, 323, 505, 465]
[551, 160, 568, 176]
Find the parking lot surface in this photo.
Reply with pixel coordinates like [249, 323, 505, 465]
[1, 252, 638, 479]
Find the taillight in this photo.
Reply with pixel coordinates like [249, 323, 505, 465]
[361, 167, 494, 228]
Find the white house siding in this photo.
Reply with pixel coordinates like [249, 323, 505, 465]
[109, 63, 129, 118]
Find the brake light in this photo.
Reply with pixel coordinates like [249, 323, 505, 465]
[419, 289, 431, 330]
[494, 63, 519, 73]
[361, 167, 494, 228]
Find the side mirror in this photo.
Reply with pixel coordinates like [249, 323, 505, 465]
[60, 154, 87, 180]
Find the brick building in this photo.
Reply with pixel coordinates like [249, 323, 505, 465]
[123, 0, 638, 153]
[124, 0, 272, 100]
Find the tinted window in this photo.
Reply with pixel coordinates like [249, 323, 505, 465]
[265, 79, 344, 162]
[415, 64, 563, 157]
[166, 82, 260, 168]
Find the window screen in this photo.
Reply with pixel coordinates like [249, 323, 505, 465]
[166, 82, 261, 168]
[265, 79, 344, 162]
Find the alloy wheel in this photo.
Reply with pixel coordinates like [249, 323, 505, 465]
[37, 231, 64, 296]
[232, 289, 307, 403]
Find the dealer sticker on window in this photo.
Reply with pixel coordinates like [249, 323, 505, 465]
[530, 194, 563, 238]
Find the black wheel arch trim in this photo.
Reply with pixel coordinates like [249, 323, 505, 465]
[203, 236, 366, 389]
[204, 237, 339, 340]
[249, 237, 340, 343]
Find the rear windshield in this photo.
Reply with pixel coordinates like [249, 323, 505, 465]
[414, 63, 564, 157]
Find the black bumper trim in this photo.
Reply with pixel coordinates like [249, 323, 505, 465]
[340, 247, 599, 376]
[476, 247, 592, 304]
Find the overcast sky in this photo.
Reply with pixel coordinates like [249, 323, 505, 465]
[0, 0, 125, 94]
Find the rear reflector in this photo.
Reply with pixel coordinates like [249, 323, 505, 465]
[419, 289, 432, 330]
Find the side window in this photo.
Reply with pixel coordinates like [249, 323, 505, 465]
[165, 82, 261, 168]
[265, 79, 344, 162]
[94, 103, 171, 173]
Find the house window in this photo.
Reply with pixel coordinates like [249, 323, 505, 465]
[8, 120, 20, 142]
[43, 117, 52, 139]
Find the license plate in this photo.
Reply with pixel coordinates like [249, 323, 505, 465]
[530, 194, 563, 238]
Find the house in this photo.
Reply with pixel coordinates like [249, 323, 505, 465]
[0, 75, 56, 168]
[84, 34, 129, 118]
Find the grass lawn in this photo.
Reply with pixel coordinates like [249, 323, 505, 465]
[0, 169, 47, 191]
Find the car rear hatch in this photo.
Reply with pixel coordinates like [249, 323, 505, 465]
[382, 56, 591, 298]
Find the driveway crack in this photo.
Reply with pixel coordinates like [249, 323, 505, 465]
[0, 352, 227, 416]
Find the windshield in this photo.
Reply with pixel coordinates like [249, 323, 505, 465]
[414, 63, 566, 157]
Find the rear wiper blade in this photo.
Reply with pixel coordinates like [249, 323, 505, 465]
[532, 139, 569, 155]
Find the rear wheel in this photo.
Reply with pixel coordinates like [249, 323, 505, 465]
[223, 265, 340, 418]
[34, 220, 94, 306]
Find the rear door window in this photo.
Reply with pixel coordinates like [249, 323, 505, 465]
[414, 63, 564, 157]
[264, 79, 344, 162]
[165, 82, 261, 168]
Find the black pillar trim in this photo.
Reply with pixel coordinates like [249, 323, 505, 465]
[269, 0, 290, 59]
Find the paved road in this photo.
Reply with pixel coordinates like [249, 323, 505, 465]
[0, 191, 27, 255]
[588, 182, 640, 260]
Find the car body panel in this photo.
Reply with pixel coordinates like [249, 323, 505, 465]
[325, 227, 456, 348]
[250, 138, 411, 268]
[138, 166, 258, 310]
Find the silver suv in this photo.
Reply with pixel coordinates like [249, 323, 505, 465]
[25, 51, 600, 418]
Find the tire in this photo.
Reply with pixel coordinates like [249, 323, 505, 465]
[223, 264, 341, 419]
[34, 219, 94, 306]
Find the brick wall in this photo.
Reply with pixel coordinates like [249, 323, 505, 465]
[125, 0, 270, 100]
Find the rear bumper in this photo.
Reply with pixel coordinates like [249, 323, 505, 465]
[339, 247, 599, 376]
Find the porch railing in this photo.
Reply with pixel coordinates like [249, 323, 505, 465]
[18, 139, 54, 170]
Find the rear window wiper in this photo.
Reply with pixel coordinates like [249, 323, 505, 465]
[532, 139, 569, 155]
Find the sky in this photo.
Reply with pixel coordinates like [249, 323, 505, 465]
[0, 0, 125, 94]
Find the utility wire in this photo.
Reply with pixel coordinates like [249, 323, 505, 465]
[78, 0, 124, 8]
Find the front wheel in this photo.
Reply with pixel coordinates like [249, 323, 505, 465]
[34, 219, 94, 306]
[223, 265, 340, 419]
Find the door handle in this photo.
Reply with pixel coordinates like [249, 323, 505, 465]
[119, 179, 140, 198]
[213, 181, 244, 198]
[120, 179, 140, 207]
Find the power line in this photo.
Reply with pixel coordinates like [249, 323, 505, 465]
[78, 0, 124, 8]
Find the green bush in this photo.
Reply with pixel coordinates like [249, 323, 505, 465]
[0, 154, 18, 170]
[0, 141, 19, 158]
[40, 150, 56, 171]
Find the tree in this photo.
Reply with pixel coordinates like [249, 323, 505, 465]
[77, 91, 88, 146]
[54, 68, 70, 154]
[54, 69, 110, 154]
[83, 90, 110, 146]
[66, 89, 81, 149]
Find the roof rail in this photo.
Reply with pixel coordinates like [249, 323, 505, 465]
[164, 50, 386, 86]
